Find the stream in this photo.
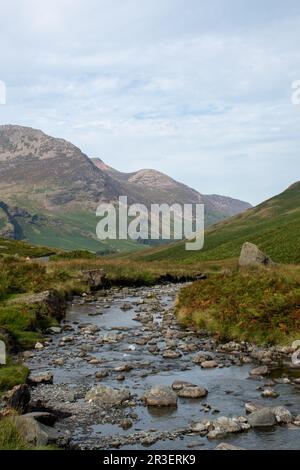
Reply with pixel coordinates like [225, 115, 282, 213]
[25, 283, 300, 450]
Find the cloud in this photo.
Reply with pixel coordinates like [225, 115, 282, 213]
[0, 0, 300, 204]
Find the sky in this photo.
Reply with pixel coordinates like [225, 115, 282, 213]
[0, 0, 300, 205]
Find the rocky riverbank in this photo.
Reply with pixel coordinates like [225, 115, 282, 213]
[2, 283, 300, 450]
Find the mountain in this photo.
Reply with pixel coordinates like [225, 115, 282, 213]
[0, 125, 251, 252]
[91, 158, 251, 225]
[137, 181, 300, 264]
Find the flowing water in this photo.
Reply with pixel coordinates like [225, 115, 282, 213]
[26, 284, 300, 450]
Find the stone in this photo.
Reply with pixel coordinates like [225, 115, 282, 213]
[144, 386, 178, 407]
[28, 371, 53, 385]
[214, 416, 242, 433]
[95, 369, 109, 379]
[172, 380, 194, 391]
[4, 384, 30, 412]
[272, 406, 293, 424]
[192, 352, 212, 364]
[261, 388, 279, 398]
[215, 443, 245, 450]
[162, 350, 182, 359]
[53, 358, 64, 366]
[201, 360, 218, 369]
[248, 408, 276, 427]
[190, 421, 211, 433]
[177, 386, 208, 399]
[249, 365, 269, 377]
[35, 342, 44, 350]
[114, 363, 133, 372]
[22, 412, 57, 426]
[239, 242, 273, 267]
[13, 416, 49, 446]
[47, 326, 62, 334]
[121, 303, 132, 311]
[245, 402, 263, 413]
[85, 385, 131, 407]
[120, 418, 133, 430]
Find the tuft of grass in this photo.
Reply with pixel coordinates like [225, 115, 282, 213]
[176, 265, 300, 345]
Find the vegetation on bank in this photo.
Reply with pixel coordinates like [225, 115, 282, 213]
[176, 265, 300, 345]
[0, 362, 29, 393]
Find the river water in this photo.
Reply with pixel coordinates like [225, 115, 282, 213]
[26, 283, 300, 450]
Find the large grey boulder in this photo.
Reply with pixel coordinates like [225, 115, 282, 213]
[239, 242, 273, 267]
[13, 416, 49, 446]
[248, 407, 276, 427]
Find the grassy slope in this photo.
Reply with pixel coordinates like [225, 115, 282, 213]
[176, 265, 300, 345]
[136, 182, 300, 264]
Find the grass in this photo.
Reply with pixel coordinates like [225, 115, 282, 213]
[0, 362, 29, 393]
[0, 238, 56, 258]
[0, 417, 28, 450]
[0, 416, 59, 450]
[176, 265, 300, 345]
[137, 181, 300, 264]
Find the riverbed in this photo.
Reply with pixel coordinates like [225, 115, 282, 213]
[25, 283, 300, 450]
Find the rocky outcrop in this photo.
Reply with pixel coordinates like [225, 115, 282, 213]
[239, 242, 273, 267]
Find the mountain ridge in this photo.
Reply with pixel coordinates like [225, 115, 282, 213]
[0, 125, 251, 252]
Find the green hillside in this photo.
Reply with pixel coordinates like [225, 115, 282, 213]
[137, 182, 300, 264]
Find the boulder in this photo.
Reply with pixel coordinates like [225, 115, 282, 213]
[215, 443, 245, 450]
[144, 386, 178, 407]
[13, 416, 49, 446]
[272, 406, 293, 424]
[201, 360, 218, 369]
[85, 385, 131, 407]
[249, 365, 269, 377]
[172, 380, 195, 391]
[28, 371, 53, 385]
[177, 386, 208, 399]
[47, 326, 62, 334]
[192, 353, 212, 364]
[261, 388, 279, 398]
[22, 412, 57, 426]
[245, 402, 263, 414]
[239, 242, 273, 267]
[162, 350, 182, 359]
[248, 408, 276, 427]
[95, 369, 109, 379]
[80, 269, 106, 290]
